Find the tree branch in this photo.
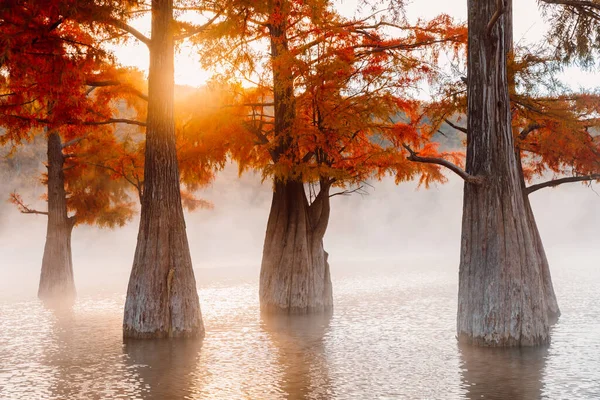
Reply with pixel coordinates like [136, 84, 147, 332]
[486, 0, 506, 37]
[526, 174, 600, 194]
[2, 114, 146, 127]
[9, 193, 48, 216]
[173, 11, 222, 41]
[85, 118, 146, 127]
[444, 118, 468, 134]
[329, 185, 367, 198]
[519, 122, 542, 141]
[85, 80, 149, 101]
[62, 135, 88, 149]
[86, 162, 142, 193]
[403, 144, 483, 184]
[105, 18, 151, 46]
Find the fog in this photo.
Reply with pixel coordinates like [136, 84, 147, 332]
[1, 162, 598, 301]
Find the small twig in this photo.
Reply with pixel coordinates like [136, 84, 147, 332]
[329, 185, 368, 198]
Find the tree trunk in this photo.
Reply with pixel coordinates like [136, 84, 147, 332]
[457, 0, 551, 346]
[123, 0, 203, 339]
[260, 180, 333, 314]
[259, 2, 332, 314]
[38, 131, 76, 303]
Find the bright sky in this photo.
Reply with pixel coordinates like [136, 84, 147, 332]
[111, 0, 600, 89]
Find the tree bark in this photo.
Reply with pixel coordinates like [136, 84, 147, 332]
[123, 0, 203, 339]
[457, 0, 551, 346]
[516, 151, 561, 322]
[260, 180, 333, 314]
[38, 131, 76, 303]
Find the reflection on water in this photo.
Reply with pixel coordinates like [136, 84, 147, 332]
[1, 262, 599, 399]
[124, 338, 204, 399]
[261, 313, 333, 399]
[459, 345, 548, 400]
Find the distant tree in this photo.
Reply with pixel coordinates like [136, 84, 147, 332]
[23, 0, 224, 337]
[0, 2, 148, 303]
[193, 0, 465, 313]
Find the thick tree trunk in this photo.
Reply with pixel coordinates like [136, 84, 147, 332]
[123, 0, 203, 339]
[38, 131, 76, 303]
[457, 0, 551, 346]
[260, 180, 333, 314]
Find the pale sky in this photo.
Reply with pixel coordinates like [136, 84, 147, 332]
[110, 0, 599, 89]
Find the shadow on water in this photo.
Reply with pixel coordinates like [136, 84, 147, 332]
[261, 312, 334, 400]
[123, 337, 205, 399]
[459, 343, 548, 400]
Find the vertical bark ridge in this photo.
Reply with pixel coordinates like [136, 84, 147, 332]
[123, 0, 203, 339]
[38, 130, 76, 304]
[516, 150, 561, 322]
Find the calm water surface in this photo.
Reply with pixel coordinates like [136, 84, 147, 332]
[0, 262, 599, 399]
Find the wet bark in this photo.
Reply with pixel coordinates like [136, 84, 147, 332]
[260, 180, 333, 314]
[457, 0, 551, 346]
[123, 0, 203, 339]
[38, 131, 76, 304]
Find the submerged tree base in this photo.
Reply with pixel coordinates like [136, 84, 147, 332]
[260, 180, 333, 315]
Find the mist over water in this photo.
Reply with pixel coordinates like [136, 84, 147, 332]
[1, 164, 599, 399]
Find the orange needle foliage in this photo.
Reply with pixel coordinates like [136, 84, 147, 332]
[0, 1, 146, 227]
[189, 1, 467, 190]
[1, 1, 220, 219]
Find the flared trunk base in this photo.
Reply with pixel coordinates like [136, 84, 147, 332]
[260, 180, 333, 315]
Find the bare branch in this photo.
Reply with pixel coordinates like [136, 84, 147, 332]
[105, 18, 151, 46]
[329, 185, 368, 198]
[519, 122, 542, 141]
[486, 0, 506, 37]
[173, 11, 222, 41]
[526, 174, 600, 194]
[403, 144, 483, 184]
[2, 114, 146, 127]
[84, 118, 147, 127]
[62, 134, 88, 149]
[86, 162, 142, 193]
[444, 118, 468, 134]
[9, 193, 48, 216]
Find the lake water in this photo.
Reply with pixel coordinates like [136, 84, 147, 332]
[1, 261, 599, 399]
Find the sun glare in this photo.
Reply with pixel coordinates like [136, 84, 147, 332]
[109, 14, 213, 88]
